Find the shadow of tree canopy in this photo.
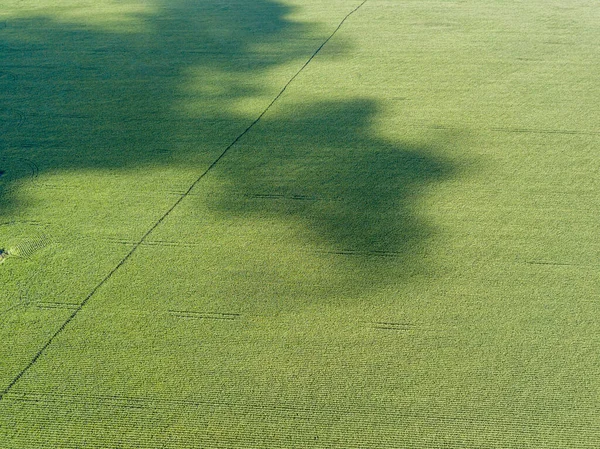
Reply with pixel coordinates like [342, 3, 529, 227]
[206, 99, 453, 263]
[1, 0, 315, 182]
[0, 0, 456, 283]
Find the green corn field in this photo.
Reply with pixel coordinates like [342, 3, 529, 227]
[1, 0, 599, 447]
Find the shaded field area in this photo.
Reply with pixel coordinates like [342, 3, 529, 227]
[1, 0, 600, 447]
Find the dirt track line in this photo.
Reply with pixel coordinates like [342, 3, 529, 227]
[168, 310, 240, 320]
[427, 124, 600, 136]
[0, 1, 368, 401]
[490, 127, 600, 136]
[36, 302, 80, 310]
[525, 260, 583, 267]
[315, 249, 402, 258]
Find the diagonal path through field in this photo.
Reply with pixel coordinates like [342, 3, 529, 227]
[0, 0, 368, 402]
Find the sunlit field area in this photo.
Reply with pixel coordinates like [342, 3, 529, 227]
[1, 0, 599, 447]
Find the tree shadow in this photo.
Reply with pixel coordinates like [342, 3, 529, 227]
[0, 0, 317, 211]
[206, 99, 454, 270]
[0, 0, 457, 291]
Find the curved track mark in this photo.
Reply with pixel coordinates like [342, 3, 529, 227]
[0, 158, 39, 185]
[0, 108, 25, 132]
[20, 158, 39, 179]
[0, 71, 18, 82]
